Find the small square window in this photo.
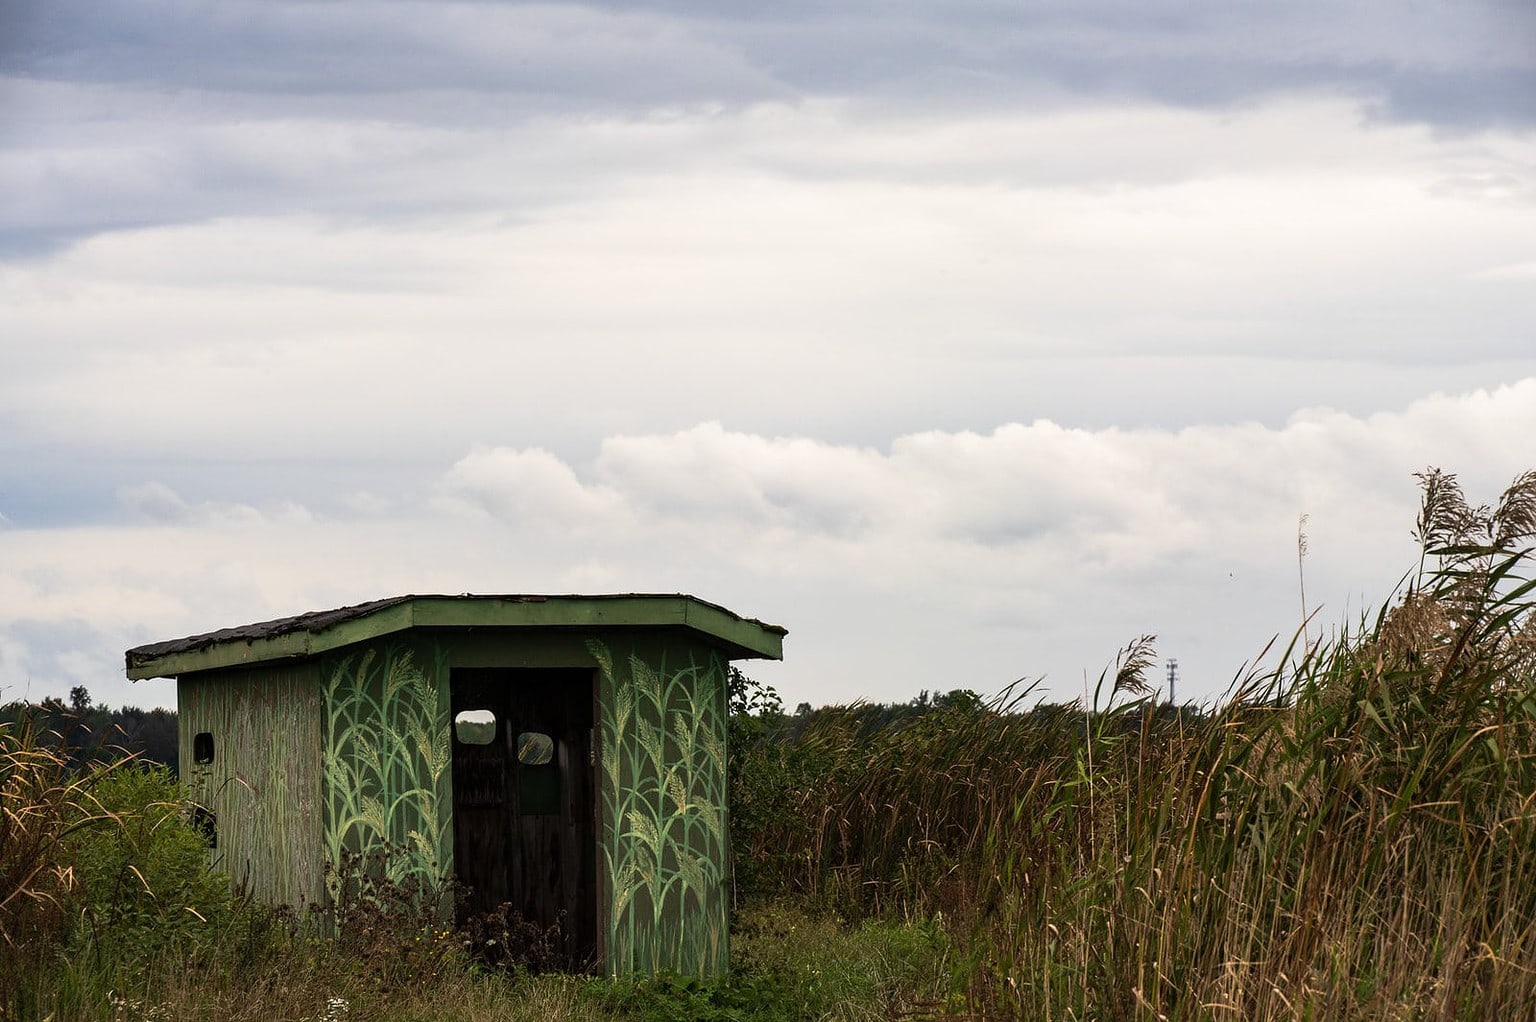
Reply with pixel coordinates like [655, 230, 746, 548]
[454, 709, 497, 745]
[193, 732, 215, 764]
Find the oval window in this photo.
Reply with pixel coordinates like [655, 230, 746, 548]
[517, 731, 554, 766]
[454, 709, 497, 745]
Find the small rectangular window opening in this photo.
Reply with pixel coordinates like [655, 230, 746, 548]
[454, 708, 497, 745]
[193, 731, 215, 764]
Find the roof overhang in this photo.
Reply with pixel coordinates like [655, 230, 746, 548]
[125, 593, 786, 680]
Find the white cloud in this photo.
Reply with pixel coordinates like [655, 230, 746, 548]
[117, 482, 198, 524]
[1474, 261, 1536, 280]
[117, 482, 308, 527]
[438, 447, 626, 527]
[343, 491, 396, 516]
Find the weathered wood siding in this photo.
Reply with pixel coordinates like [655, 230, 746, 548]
[179, 663, 324, 907]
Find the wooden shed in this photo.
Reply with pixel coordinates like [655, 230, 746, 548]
[124, 593, 785, 976]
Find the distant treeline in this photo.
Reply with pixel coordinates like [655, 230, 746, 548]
[0, 686, 178, 771]
[740, 676, 1205, 749]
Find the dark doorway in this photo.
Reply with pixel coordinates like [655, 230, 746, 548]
[451, 667, 597, 969]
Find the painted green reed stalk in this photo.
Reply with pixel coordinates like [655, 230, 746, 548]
[741, 468, 1536, 1020]
[322, 643, 452, 894]
[590, 639, 729, 976]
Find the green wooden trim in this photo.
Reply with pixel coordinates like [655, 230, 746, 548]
[680, 600, 783, 660]
[127, 595, 783, 680]
[128, 603, 419, 679]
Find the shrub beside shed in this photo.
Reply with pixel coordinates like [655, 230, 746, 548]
[124, 593, 785, 976]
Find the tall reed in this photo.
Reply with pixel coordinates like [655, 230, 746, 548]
[739, 468, 1536, 1019]
[0, 719, 127, 1013]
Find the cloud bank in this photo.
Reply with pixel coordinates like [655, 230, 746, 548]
[3, 380, 1532, 711]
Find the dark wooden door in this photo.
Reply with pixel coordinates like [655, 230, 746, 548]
[451, 667, 597, 969]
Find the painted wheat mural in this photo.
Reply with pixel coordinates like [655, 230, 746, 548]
[321, 643, 453, 893]
[588, 638, 729, 977]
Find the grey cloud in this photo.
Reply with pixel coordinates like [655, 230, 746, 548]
[0, 617, 175, 709]
[116, 481, 304, 527]
[118, 482, 196, 525]
[3, 1, 784, 106]
[2, 0, 1529, 259]
[3, 617, 100, 661]
[3, 0, 1527, 125]
[1372, 65, 1536, 131]
[0, 617, 110, 698]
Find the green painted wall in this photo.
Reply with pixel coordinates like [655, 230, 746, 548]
[179, 663, 324, 907]
[180, 628, 734, 977]
[589, 637, 731, 977]
[318, 641, 453, 890]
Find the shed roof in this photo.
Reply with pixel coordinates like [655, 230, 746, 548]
[125, 593, 786, 680]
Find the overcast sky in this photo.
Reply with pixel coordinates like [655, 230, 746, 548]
[2, 0, 1534, 712]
